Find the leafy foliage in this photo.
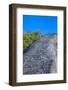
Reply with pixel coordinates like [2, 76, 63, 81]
[23, 31, 40, 53]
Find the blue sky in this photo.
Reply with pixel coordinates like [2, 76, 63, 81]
[23, 15, 57, 34]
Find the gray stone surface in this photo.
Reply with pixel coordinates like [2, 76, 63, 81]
[23, 35, 57, 74]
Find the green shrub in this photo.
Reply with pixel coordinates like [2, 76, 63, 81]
[23, 31, 40, 53]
